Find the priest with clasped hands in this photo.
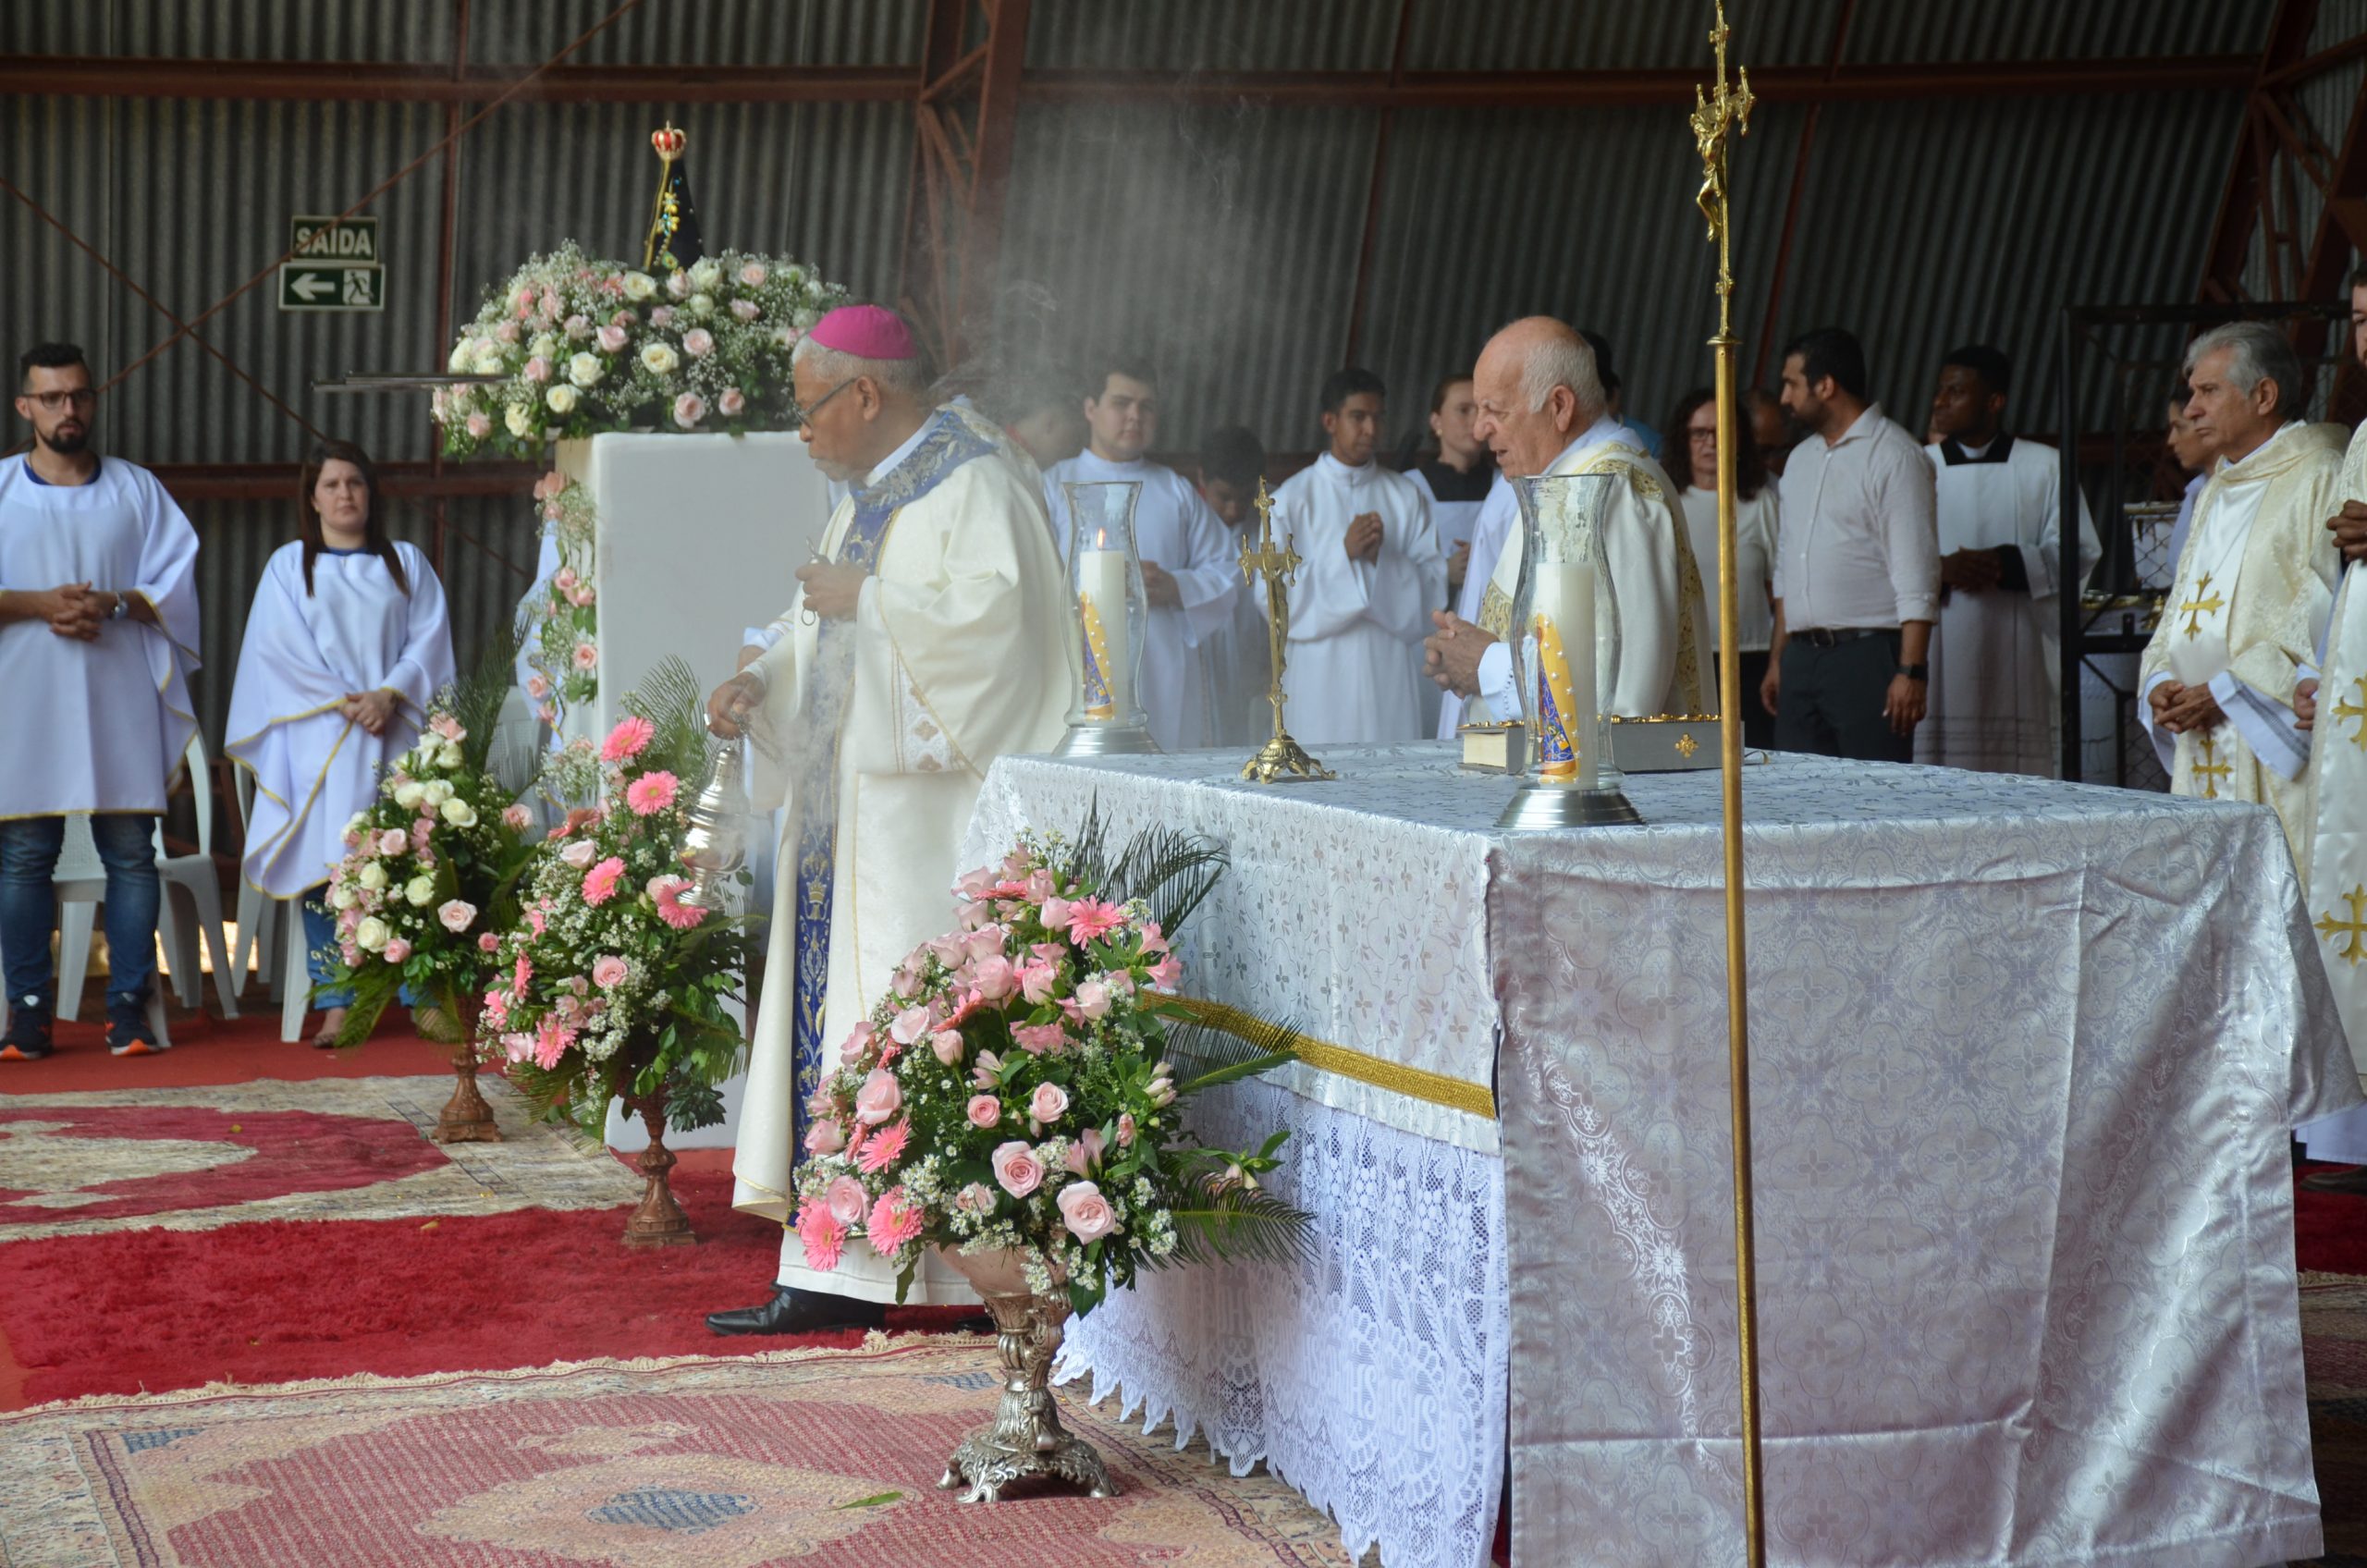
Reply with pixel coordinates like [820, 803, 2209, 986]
[701, 304, 1071, 1336]
[1424, 317, 1710, 723]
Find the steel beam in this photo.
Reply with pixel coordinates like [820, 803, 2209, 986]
[2198, 0, 2323, 300]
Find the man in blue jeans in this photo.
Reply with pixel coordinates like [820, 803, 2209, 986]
[0, 343, 202, 1059]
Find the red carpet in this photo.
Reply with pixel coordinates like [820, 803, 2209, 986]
[0, 1160, 969, 1408]
[2298, 1163, 2367, 1276]
[0, 1006, 454, 1092]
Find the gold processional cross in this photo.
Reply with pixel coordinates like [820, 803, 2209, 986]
[2177, 573, 2225, 639]
[2319, 884, 2367, 965]
[1237, 479, 1336, 784]
[2191, 731, 2234, 798]
[2334, 674, 2367, 752]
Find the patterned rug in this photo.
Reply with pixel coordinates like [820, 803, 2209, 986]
[0, 1338, 1355, 1567]
[2300, 1269, 2367, 1567]
[0, 1076, 636, 1242]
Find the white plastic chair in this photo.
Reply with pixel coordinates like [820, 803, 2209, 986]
[55, 734, 239, 1022]
[228, 764, 283, 998]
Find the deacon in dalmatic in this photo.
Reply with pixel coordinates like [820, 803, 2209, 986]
[1268, 369, 1446, 744]
[704, 305, 1071, 1335]
[2140, 322, 2344, 862]
[1917, 346, 2099, 776]
[1041, 357, 1239, 752]
[1423, 317, 1710, 723]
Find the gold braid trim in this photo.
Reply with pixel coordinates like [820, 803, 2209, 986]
[1578, 454, 1710, 712]
[1168, 996, 1498, 1120]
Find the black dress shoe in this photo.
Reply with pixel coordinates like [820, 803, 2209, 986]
[2301, 1165, 2367, 1194]
[705, 1286, 886, 1337]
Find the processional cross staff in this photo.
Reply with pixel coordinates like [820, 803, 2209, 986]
[1692, 6, 1771, 1568]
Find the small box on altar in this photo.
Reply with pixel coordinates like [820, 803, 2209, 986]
[1607, 715, 1723, 772]
[1459, 722, 1529, 774]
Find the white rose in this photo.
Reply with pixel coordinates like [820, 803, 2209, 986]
[471, 342, 507, 375]
[687, 293, 715, 320]
[422, 779, 454, 806]
[345, 811, 369, 835]
[406, 874, 437, 907]
[393, 781, 425, 809]
[529, 333, 558, 359]
[447, 339, 473, 373]
[358, 863, 389, 892]
[438, 741, 463, 769]
[355, 916, 390, 952]
[688, 258, 721, 289]
[640, 342, 680, 375]
[545, 384, 578, 415]
[505, 402, 532, 437]
[328, 885, 356, 911]
[622, 271, 657, 300]
[440, 797, 478, 827]
[568, 351, 603, 387]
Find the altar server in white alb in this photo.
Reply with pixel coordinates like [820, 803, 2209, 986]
[1196, 424, 1275, 746]
[1269, 368, 1445, 744]
[225, 441, 455, 1047]
[704, 305, 1070, 1336]
[1917, 346, 2100, 776]
[0, 343, 199, 1061]
[2140, 323, 2344, 864]
[1422, 317, 1711, 725]
[1041, 358, 1239, 752]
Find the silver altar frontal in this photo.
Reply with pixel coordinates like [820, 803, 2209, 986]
[961, 741, 2357, 1568]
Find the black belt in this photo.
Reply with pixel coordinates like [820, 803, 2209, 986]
[1792, 626, 1892, 647]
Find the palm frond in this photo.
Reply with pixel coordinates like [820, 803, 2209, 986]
[1104, 822, 1227, 936]
[623, 654, 715, 783]
[1162, 1004, 1303, 1096]
[1150, 1182, 1315, 1271]
[1056, 796, 1112, 898]
[443, 628, 521, 774]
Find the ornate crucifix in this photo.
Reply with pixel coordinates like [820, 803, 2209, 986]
[2192, 731, 2234, 798]
[2332, 673, 2367, 752]
[2177, 573, 2225, 640]
[2318, 884, 2367, 965]
[1237, 479, 1335, 784]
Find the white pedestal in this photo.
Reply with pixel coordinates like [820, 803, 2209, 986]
[554, 432, 834, 1152]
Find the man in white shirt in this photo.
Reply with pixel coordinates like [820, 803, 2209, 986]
[1269, 369, 1445, 744]
[1042, 359, 1240, 752]
[1760, 327, 1940, 763]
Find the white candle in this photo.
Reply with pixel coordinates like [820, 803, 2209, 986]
[1529, 561, 1598, 788]
[1078, 541, 1134, 720]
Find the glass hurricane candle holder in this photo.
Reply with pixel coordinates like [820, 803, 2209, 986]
[1498, 472, 1641, 828]
[1054, 480, 1159, 756]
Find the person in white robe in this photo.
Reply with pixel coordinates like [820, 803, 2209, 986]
[1406, 372, 1494, 734]
[0, 344, 199, 1060]
[1915, 347, 2101, 777]
[226, 442, 455, 1046]
[1269, 369, 1445, 745]
[1434, 472, 1516, 738]
[1194, 425, 1272, 746]
[1425, 318, 1711, 724]
[2140, 324, 2345, 868]
[1670, 386, 1782, 749]
[1042, 360, 1238, 752]
[704, 305, 1070, 1334]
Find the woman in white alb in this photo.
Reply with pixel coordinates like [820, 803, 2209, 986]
[1668, 387, 1781, 747]
[226, 442, 453, 1046]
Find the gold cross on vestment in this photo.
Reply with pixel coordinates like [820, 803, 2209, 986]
[2318, 884, 2367, 965]
[2192, 731, 2234, 799]
[2177, 573, 2226, 639]
[2334, 674, 2367, 753]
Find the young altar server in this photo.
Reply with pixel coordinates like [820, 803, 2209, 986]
[1918, 346, 2101, 776]
[704, 305, 1070, 1336]
[226, 440, 454, 1047]
[2140, 323, 2344, 864]
[1269, 368, 1445, 744]
[1196, 424, 1274, 746]
[0, 342, 201, 1060]
[1041, 358, 1239, 752]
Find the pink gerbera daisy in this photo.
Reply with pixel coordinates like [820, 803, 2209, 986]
[582, 856, 625, 906]
[856, 1119, 911, 1174]
[624, 771, 679, 816]
[1064, 898, 1127, 947]
[652, 876, 706, 929]
[797, 1203, 848, 1271]
[865, 1188, 925, 1254]
[601, 715, 655, 762]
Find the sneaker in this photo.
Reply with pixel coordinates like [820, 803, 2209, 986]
[105, 998, 165, 1058]
[2, 997, 54, 1062]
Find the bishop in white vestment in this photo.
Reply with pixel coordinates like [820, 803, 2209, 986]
[707, 308, 1070, 1332]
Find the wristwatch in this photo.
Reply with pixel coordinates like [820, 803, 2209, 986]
[1895, 663, 1928, 681]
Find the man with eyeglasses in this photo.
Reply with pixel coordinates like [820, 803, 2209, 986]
[700, 304, 1070, 1336]
[0, 343, 202, 1060]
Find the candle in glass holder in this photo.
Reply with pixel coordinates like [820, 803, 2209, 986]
[1530, 560, 1598, 788]
[1077, 527, 1133, 720]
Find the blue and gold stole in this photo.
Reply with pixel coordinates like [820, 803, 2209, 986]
[791, 413, 998, 1156]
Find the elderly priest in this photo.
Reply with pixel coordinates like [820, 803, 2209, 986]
[1423, 317, 1710, 721]
[703, 305, 1070, 1334]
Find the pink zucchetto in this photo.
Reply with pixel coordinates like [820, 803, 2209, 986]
[807, 304, 918, 361]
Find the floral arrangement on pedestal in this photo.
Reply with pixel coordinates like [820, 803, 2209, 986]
[518, 471, 598, 726]
[480, 660, 761, 1157]
[793, 813, 1313, 1318]
[434, 239, 847, 460]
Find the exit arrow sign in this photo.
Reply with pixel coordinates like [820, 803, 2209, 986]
[279, 263, 384, 312]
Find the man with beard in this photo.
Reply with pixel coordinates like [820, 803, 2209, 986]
[0, 343, 200, 1060]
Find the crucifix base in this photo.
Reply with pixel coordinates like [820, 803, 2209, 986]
[1241, 731, 1335, 786]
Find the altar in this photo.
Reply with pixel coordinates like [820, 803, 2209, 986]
[961, 744, 2359, 1568]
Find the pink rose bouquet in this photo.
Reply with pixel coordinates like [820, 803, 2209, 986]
[793, 815, 1311, 1316]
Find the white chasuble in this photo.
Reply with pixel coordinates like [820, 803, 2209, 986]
[224, 543, 456, 897]
[2139, 421, 2345, 866]
[1471, 423, 1711, 722]
[1915, 435, 2100, 776]
[733, 410, 1071, 1305]
[2299, 420, 2367, 1159]
[1044, 450, 1241, 752]
[0, 455, 201, 817]
[1268, 454, 1445, 745]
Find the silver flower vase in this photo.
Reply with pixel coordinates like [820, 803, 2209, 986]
[936, 1247, 1117, 1503]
